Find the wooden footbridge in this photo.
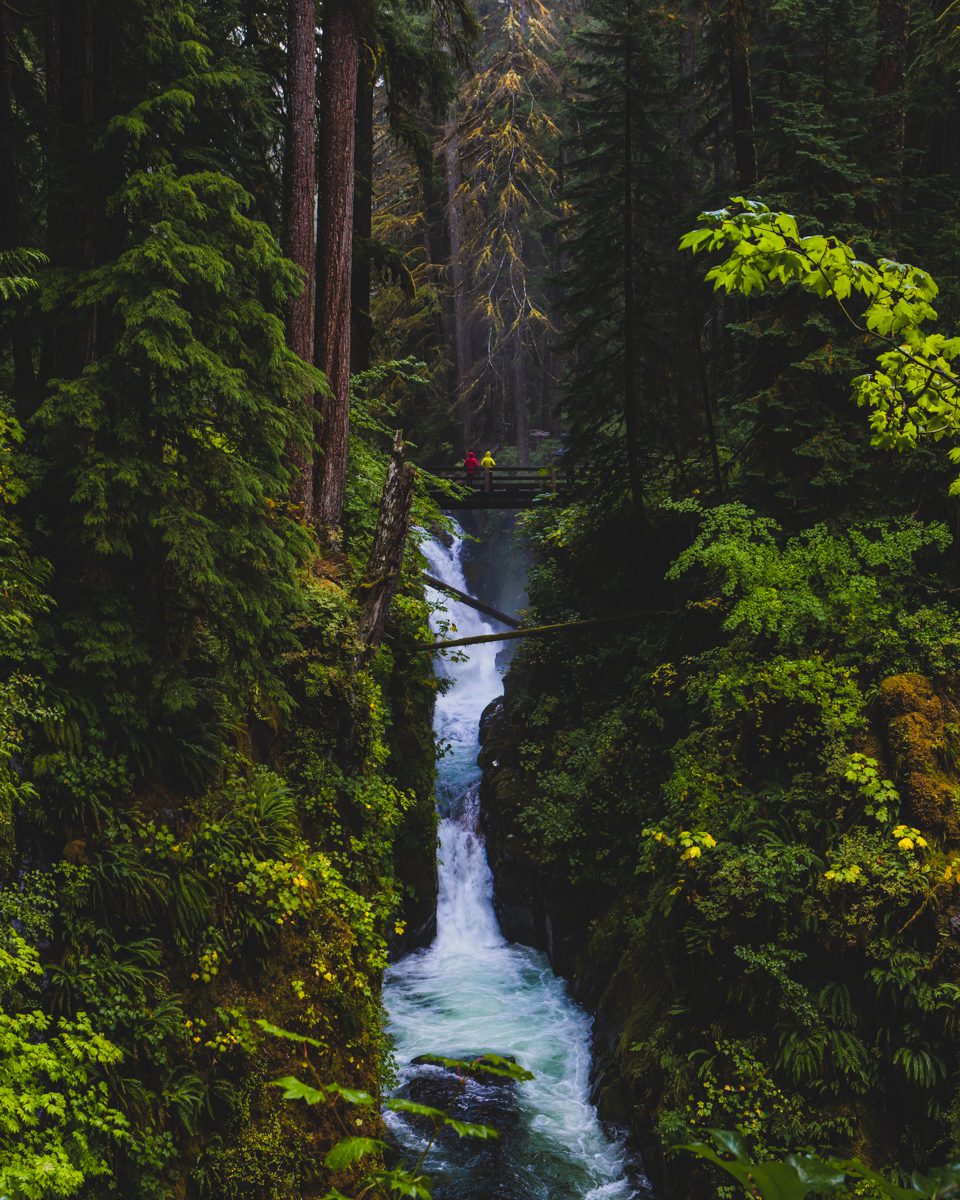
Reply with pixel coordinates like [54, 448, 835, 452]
[427, 466, 559, 510]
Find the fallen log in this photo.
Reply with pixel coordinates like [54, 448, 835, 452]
[422, 573, 522, 629]
[414, 610, 665, 651]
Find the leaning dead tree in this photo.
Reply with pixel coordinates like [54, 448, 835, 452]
[357, 431, 416, 653]
[422, 573, 521, 629]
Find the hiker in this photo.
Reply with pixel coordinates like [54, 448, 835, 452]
[464, 450, 479, 480]
[480, 450, 496, 470]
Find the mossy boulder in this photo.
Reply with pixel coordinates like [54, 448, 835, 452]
[877, 674, 960, 837]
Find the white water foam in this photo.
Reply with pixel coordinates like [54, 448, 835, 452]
[383, 526, 640, 1200]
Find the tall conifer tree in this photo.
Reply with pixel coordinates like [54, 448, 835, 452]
[284, 0, 318, 514]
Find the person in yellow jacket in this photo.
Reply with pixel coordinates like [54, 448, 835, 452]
[480, 450, 496, 469]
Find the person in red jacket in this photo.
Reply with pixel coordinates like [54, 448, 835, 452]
[464, 450, 479, 481]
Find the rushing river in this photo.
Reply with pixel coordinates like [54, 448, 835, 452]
[383, 527, 641, 1200]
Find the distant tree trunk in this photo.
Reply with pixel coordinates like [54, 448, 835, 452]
[283, 0, 317, 515]
[539, 331, 552, 430]
[314, 0, 359, 528]
[49, 0, 96, 378]
[623, 7, 644, 512]
[357, 430, 416, 653]
[0, 1, 33, 395]
[444, 125, 473, 447]
[678, 0, 699, 192]
[351, 59, 373, 374]
[874, 0, 909, 172]
[726, 0, 757, 190]
[38, 0, 58, 387]
[418, 148, 449, 281]
[0, 5, 16, 237]
[692, 308, 723, 495]
[417, 145, 455, 402]
[512, 336, 529, 465]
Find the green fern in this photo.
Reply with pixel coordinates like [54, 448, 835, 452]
[0, 248, 46, 302]
[893, 1044, 947, 1090]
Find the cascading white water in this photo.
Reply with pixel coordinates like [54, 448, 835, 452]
[384, 526, 643, 1200]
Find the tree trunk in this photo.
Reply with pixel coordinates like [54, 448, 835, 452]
[512, 335, 529, 466]
[692, 308, 723, 495]
[874, 0, 909, 173]
[678, 0, 699, 193]
[416, 609, 665, 653]
[38, 0, 59, 387]
[357, 430, 416, 653]
[0, 4, 18, 242]
[623, 9, 644, 512]
[422, 573, 520, 629]
[283, 0, 317, 515]
[726, 0, 757, 190]
[351, 59, 373, 374]
[444, 124, 473, 447]
[314, 0, 359, 528]
[416, 144, 455, 403]
[49, 0, 96, 378]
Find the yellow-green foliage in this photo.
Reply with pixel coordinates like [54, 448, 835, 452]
[502, 497, 960, 1172]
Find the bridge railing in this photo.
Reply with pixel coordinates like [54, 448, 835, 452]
[429, 466, 559, 494]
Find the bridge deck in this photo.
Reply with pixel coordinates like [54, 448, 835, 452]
[427, 466, 559, 510]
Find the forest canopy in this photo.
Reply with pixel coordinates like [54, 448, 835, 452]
[3, 0, 960, 1198]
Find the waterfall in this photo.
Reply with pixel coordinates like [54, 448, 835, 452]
[383, 526, 644, 1200]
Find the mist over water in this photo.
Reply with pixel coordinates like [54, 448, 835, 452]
[383, 527, 641, 1200]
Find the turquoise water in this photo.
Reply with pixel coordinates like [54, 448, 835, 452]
[383, 529, 642, 1200]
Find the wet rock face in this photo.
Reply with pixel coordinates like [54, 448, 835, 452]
[477, 697, 664, 1193]
[389, 1060, 529, 1200]
[477, 696, 550, 954]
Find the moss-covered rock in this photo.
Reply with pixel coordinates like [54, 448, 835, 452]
[877, 674, 960, 836]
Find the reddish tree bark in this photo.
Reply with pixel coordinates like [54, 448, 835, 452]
[283, 0, 317, 515]
[314, 0, 359, 528]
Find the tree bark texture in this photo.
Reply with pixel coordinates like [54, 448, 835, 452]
[357, 431, 416, 652]
[350, 60, 373, 374]
[283, 0, 317, 515]
[726, 0, 757, 190]
[314, 0, 359, 528]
